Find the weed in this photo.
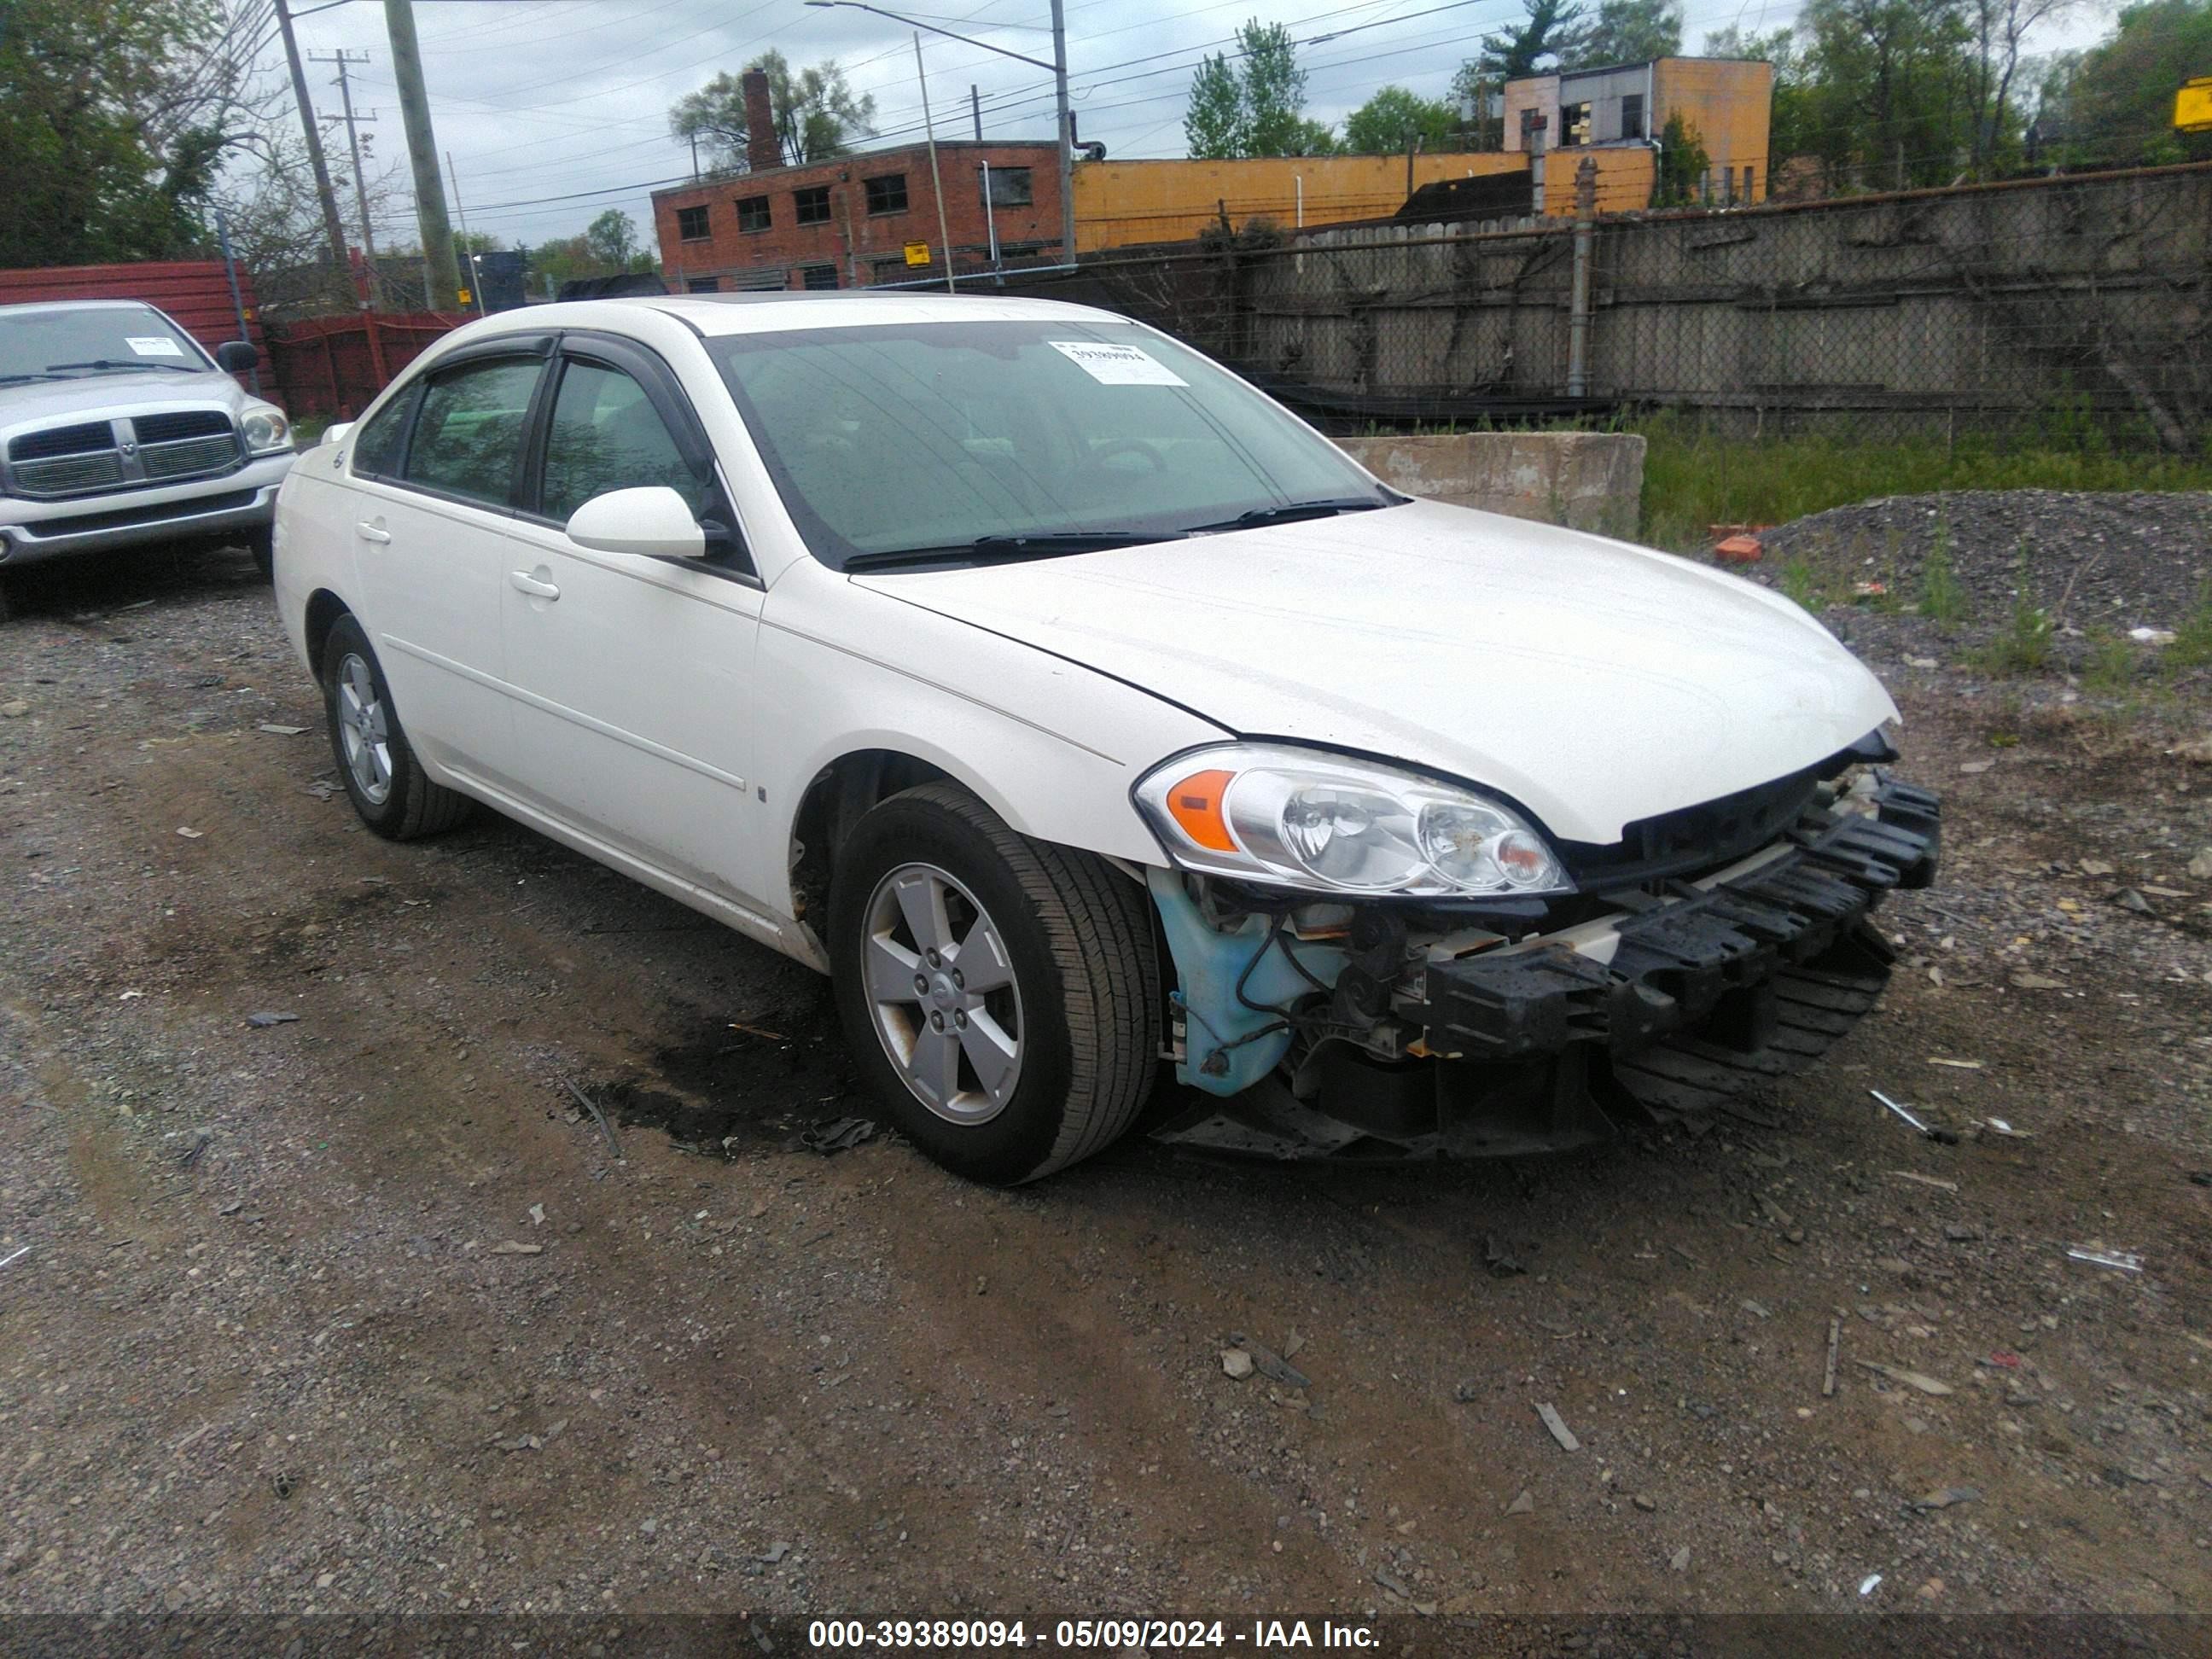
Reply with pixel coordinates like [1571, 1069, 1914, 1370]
[2080, 628, 2139, 696]
[1971, 553, 2053, 676]
[2168, 582, 2212, 672]
[1918, 518, 1968, 632]
[1779, 555, 1824, 612]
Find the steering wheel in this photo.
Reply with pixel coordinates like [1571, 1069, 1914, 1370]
[1081, 437, 1167, 475]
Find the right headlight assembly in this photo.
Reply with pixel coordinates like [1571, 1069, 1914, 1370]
[1132, 743, 1573, 899]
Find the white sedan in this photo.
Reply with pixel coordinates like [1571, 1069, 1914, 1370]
[273, 293, 1939, 1183]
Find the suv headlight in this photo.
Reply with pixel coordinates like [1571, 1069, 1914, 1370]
[241, 403, 291, 455]
[1133, 744, 1572, 898]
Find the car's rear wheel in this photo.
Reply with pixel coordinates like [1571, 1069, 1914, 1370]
[320, 613, 471, 840]
[829, 782, 1160, 1185]
[247, 527, 274, 582]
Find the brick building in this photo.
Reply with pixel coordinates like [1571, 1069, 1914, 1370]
[652, 67, 1063, 290]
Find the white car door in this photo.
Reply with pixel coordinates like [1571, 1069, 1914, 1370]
[346, 342, 550, 789]
[495, 334, 765, 905]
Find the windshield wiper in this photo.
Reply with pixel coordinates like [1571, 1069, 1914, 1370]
[1185, 497, 1394, 533]
[0, 372, 66, 385]
[845, 529, 1180, 571]
[43, 359, 168, 374]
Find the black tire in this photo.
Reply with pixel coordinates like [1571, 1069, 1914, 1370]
[0, 573, 13, 624]
[319, 612, 472, 840]
[830, 782, 1161, 1185]
[247, 527, 274, 582]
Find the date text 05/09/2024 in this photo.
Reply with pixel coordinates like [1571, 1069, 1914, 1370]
[806, 1620, 1379, 1650]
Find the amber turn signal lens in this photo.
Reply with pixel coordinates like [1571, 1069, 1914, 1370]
[1164, 767, 1237, 853]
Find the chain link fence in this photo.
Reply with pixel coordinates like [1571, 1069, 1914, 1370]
[1000, 162, 2211, 451]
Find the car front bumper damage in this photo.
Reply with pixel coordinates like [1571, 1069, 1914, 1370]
[1150, 774, 1941, 1160]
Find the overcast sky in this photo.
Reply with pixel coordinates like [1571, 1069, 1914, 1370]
[278, 0, 2116, 251]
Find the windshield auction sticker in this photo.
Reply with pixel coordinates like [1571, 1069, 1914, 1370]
[125, 337, 187, 358]
[1048, 340, 1188, 387]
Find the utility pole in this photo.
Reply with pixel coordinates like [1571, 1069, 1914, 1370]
[915, 35, 955, 295]
[1050, 0, 1074, 267]
[446, 152, 487, 316]
[970, 84, 981, 142]
[383, 0, 461, 311]
[273, 0, 351, 272]
[311, 50, 381, 304]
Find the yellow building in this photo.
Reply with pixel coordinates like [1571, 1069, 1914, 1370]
[1072, 154, 1529, 252]
[1504, 56, 1774, 206]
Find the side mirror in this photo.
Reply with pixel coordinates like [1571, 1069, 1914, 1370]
[323, 421, 355, 448]
[564, 486, 707, 562]
[216, 340, 259, 373]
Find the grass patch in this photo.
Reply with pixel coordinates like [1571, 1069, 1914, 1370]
[1630, 415, 2212, 554]
[2081, 628, 2139, 696]
[1778, 555, 1825, 612]
[2168, 583, 2212, 672]
[1970, 553, 2055, 676]
[1918, 517, 1968, 632]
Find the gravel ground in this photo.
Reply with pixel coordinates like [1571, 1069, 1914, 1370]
[1746, 490, 2212, 698]
[2, 521, 2210, 1640]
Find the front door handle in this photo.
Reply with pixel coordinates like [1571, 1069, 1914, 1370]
[509, 569, 561, 600]
[355, 521, 391, 544]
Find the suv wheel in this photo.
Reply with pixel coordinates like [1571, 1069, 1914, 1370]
[320, 613, 471, 840]
[830, 783, 1160, 1185]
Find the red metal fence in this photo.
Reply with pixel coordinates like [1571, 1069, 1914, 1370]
[264, 311, 460, 423]
[0, 259, 266, 365]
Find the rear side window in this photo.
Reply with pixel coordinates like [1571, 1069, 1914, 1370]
[539, 359, 712, 523]
[401, 358, 542, 507]
[350, 385, 417, 478]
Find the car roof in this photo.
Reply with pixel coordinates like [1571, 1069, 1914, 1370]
[463, 290, 1129, 341]
[0, 300, 167, 317]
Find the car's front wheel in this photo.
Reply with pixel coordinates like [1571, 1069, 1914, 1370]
[829, 783, 1161, 1185]
[320, 613, 471, 840]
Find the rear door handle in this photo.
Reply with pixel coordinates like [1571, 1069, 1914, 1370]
[355, 521, 391, 544]
[509, 570, 561, 600]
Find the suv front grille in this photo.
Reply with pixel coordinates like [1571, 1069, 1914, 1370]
[10, 422, 113, 463]
[14, 450, 126, 495]
[4, 408, 242, 499]
[142, 432, 241, 479]
[131, 410, 232, 445]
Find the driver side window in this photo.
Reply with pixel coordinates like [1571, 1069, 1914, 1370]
[540, 358, 713, 525]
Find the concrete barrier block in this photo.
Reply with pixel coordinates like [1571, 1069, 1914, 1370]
[1336, 432, 1646, 541]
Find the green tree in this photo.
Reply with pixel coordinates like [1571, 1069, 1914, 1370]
[669, 49, 876, 172]
[0, 0, 251, 267]
[1651, 109, 1711, 203]
[1472, 0, 1588, 81]
[1342, 86, 1459, 153]
[1567, 0, 1683, 67]
[584, 209, 641, 268]
[2044, 0, 2212, 166]
[1963, 0, 2078, 172]
[1791, 0, 1977, 190]
[1182, 20, 1333, 157]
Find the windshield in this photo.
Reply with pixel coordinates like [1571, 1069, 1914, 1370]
[706, 318, 1396, 568]
[0, 306, 209, 382]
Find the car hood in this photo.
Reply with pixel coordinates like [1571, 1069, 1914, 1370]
[0, 368, 243, 428]
[852, 499, 1900, 846]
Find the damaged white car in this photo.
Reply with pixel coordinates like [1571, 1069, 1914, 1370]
[272, 293, 1938, 1184]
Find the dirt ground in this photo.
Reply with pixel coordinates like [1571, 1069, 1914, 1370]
[2, 520, 2210, 1637]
